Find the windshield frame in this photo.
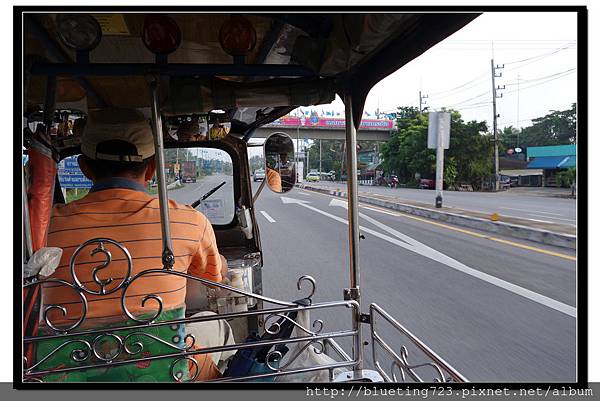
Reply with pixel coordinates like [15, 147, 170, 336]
[163, 140, 240, 229]
[55, 140, 241, 229]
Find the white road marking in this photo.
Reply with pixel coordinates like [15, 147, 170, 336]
[499, 206, 566, 216]
[281, 196, 575, 318]
[260, 211, 276, 223]
[527, 213, 576, 223]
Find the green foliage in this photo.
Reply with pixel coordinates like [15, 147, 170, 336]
[499, 103, 576, 149]
[248, 155, 265, 172]
[380, 107, 492, 188]
[556, 167, 576, 188]
[65, 188, 89, 203]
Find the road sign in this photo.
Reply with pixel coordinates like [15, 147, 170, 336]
[58, 173, 92, 188]
[58, 156, 92, 188]
[515, 147, 522, 153]
[427, 112, 451, 208]
[427, 112, 451, 150]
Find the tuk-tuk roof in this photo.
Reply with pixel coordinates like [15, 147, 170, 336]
[24, 12, 479, 132]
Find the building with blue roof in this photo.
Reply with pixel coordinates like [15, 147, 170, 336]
[526, 144, 576, 187]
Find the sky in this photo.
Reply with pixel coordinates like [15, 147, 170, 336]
[305, 12, 578, 133]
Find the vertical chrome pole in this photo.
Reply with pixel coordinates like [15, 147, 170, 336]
[149, 79, 175, 270]
[343, 89, 362, 371]
[23, 171, 33, 262]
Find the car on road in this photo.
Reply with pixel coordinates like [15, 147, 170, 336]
[306, 172, 320, 182]
[253, 169, 265, 182]
[181, 161, 197, 183]
[419, 178, 435, 189]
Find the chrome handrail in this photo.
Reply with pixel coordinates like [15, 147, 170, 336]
[369, 303, 468, 383]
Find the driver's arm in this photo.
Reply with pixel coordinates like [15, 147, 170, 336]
[188, 215, 225, 283]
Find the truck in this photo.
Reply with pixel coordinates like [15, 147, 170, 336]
[181, 161, 197, 183]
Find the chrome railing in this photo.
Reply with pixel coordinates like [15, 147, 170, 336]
[22, 238, 360, 382]
[369, 303, 468, 383]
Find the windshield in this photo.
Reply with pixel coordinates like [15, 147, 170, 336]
[163, 147, 235, 226]
[58, 148, 235, 225]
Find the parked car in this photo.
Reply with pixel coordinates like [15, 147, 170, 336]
[419, 178, 435, 189]
[419, 178, 448, 190]
[500, 175, 516, 187]
[306, 172, 320, 182]
[253, 169, 265, 182]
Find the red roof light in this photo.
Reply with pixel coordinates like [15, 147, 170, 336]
[142, 15, 182, 55]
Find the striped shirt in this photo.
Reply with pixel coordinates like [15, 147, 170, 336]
[42, 183, 222, 327]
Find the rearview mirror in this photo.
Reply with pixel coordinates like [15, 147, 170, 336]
[264, 132, 296, 193]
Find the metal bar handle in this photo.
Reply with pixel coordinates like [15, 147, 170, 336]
[148, 78, 175, 269]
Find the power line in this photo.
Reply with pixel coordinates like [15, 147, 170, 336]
[503, 69, 575, 94]
[504, 43, 575, 64]
[428, 73, 489, 96]
[506, 47, 576, 73]
[443, 39, 576, 43]
[504, 68, 576, 86]
[445, 89, 490, 107]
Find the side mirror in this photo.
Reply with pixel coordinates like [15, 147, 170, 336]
[264, 132, 296, 193]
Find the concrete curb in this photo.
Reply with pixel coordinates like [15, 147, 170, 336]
[297, 184, 576, 250]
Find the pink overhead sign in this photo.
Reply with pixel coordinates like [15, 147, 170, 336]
[264, 116, 394, 130]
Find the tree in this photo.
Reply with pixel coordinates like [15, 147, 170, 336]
[380, 107, 492, 189]
[511, 103, 576, 147]
[248, 155, 265, 172]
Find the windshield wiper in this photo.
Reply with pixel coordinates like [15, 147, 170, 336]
[191, 181, 227, 208]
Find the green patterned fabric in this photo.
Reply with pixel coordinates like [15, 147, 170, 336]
[34, 308, 191, 382]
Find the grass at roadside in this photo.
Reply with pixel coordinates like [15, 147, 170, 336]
[65, 188, 89, 203]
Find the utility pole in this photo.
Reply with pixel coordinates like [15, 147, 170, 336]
[516, 75, 520, 149]
[296, 110, 300, 181]
[419, 91, 429, 113]
[491, 59, 504, 191]
[319, 138, 322, 176]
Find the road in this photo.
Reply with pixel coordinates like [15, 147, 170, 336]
[252, 183, 577, 382]
[167, 173, 235, 226]
[305, 181, 577, 226]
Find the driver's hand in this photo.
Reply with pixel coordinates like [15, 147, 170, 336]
[219, 255, 228, 280]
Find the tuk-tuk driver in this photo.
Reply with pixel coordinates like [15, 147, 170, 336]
[265, 156, 282, 192]
[41, 108, 227, 381]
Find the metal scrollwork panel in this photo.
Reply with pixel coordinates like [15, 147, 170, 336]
[24, 279, 89, 334]
[70, 238, 133, 296]
[369, 303, 467, 383]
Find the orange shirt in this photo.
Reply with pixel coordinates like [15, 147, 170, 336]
[42, 186, 222, 327]
[266, 167, 282, 192]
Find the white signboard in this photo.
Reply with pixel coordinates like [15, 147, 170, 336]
[200, 199, 225, 219]
[297, 161, 304, 183]
[427, 112, 451, 150]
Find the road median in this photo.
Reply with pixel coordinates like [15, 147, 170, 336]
[297, 183, 576, 250]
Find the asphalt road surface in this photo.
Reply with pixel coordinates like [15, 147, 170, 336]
[167, 173, 235, 225]
[252, 182, 577, 382]
[306, 182, 576, 226]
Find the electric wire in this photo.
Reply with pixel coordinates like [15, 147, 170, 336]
[503, 69, 575, 94]
[504, 43, 575, 65]
[504, 68, 576, 86]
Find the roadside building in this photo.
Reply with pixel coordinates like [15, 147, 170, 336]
[526, 144, 576, 187]
[499, 155, 542, 187]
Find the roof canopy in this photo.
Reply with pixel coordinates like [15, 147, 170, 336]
[24, 12, 479, 135]
[527, 144, 577, 158]
[527, 155, 576, 169]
